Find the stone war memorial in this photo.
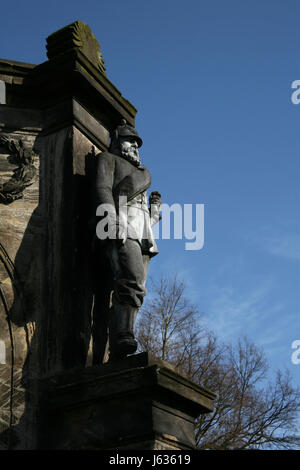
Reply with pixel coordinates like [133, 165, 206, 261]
[0, 21, 215, 450]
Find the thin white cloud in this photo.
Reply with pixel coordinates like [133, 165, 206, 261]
[204, 280, 273, 342]
[246, 224, 300, 262]
[204, 276, 299, 377]
[264, 233, 300, 261]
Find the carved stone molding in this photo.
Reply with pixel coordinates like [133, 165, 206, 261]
[46, 20, 106, 75]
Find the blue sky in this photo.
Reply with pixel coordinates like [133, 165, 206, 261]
[1, 0, 299, 388]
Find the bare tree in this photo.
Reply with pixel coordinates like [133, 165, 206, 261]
[135, 276, 300, 450]
[137, 275, 203, 363]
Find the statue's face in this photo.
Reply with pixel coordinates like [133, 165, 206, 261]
[119, 137, 140, 165]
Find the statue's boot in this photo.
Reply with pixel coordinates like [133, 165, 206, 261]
[109, 302, 138, 360]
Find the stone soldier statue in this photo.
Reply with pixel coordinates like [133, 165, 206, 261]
[92, 119, 161, 361]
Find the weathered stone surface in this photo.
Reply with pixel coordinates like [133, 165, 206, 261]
[38, 353, 215, 450]
[0, 131, 40, 360]
[0, 46, 137, 127]
[0, 365, 25, 450]
[0, 106, 42, 131]
[46, 21, 106, 75]
[0, 125, 42, 449]
[0, 59, 36, 87]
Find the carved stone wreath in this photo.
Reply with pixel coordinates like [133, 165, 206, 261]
[0, 136, 37, 204]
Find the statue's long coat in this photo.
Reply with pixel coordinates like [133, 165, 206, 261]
[90, 151, 158, 363]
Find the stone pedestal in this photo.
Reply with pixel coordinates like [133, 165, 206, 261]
[38, 353, 215, 450]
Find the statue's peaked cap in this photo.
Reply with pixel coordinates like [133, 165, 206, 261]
[113, 119, 143, 148]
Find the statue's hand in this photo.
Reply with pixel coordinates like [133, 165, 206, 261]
[149, 191, 162, 226]
[149, 191, 162, 207]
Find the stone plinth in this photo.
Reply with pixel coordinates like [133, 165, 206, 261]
[37, 352, 215, 450]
